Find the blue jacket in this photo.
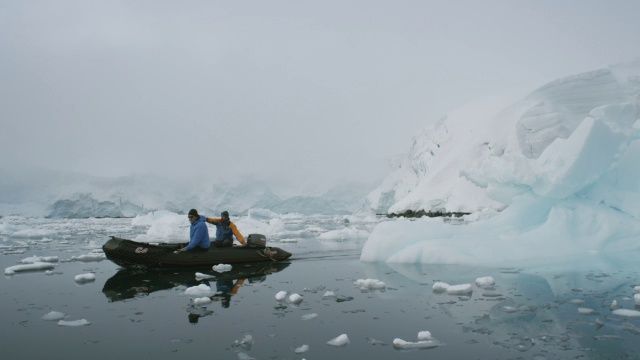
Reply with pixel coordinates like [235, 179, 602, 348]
[186, 215, 211, 250]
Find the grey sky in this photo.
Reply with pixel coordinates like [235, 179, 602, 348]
[1, 0, 639, 191]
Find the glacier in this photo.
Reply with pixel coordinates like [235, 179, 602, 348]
[362, 60, 640, 265]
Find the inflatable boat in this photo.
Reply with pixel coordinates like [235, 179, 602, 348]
[103, 235, 292, 268]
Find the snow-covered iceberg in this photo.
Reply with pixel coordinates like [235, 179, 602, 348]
[362, 60, 640, 265]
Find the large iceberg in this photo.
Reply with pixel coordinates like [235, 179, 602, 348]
[362, 60, 640, 265]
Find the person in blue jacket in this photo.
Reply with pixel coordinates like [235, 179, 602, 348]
[178, 209, 211, 252]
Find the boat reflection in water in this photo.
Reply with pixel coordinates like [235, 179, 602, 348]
[102, 261, 291, 307]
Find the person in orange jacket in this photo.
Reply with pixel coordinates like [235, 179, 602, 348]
[205, 211, 247, 247]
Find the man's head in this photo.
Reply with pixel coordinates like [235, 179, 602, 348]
[188, 209, 199, 223]
[221, 211, 229, 220]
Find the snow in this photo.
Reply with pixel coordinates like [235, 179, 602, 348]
[362, 60, 640, 265]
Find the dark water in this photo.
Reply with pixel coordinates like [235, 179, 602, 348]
[3, 218, 640, 359]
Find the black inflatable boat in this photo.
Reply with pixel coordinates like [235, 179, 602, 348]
[103, 235, 292, 268]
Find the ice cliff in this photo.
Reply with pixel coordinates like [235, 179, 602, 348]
[362, 60, 640, 265]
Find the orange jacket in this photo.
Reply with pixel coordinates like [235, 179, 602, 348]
[205, 217, 246, 245]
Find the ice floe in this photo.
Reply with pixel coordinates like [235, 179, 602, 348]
[327, 334, 349, 347]
[5, 262, 56, 275]
[212, 264, 232, 272]
[354, 278, 385, 290]
[74, 273, 95, 283]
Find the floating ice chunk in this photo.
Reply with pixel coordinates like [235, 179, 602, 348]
[5, 262, 56, 275]
[185, 284, 213, 297]
[503, 306, 519, 313]
[417, 331, 432, 340]
[634, 294, 640, 305]
[634, 286, 640, 293]
[613, 309, 640, 317]
[70, 253, 106, 262]
[446, 284, 473, 295]
[21, 255, 59, 264]
[432, 282, 450, 293]
[354, 278, 385, 290]
[213, 264, 232, 272]
[301, 313, 318, 320]
[392, 338, 439, 350]
[294, 344, 309, 353]
[323, 291, 336, 298]
[195, 272, 215, 281]
[74, 273, 95, 283]
[42, 311, 66, 321]
[233, 334, 254, 350]
[578, 307, 595, 315]
[611, 300, 619, 309]
[327, 334, 349, 347]
[237, 353, 255, 360]
[289, 293, 303, 304]
[194, 297, 213, 306]
[275, 291, 287, 301]
[475, 276, 495, 287]
[58, 319, 91, 326]
[569, 299, 585, 305]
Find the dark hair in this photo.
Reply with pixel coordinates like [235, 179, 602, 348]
[188, 209, 199, 217]
[221, 211, 229, 218]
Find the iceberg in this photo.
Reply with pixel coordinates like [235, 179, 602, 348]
[362, 60, 640, 265]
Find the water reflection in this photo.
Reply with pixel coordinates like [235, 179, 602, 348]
[361, 254, 640, 358]
[102, 262, 291, 303]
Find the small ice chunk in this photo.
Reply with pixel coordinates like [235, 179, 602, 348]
[58, 319, 91, 326]
[634, 294, 640, 305]
[70, 253, 106, 262]
[41, 311, 66, 321]
[21, 255, 59, 264]
[237, 352, 255, 360]
[294, 344, 309, 353]
[475, 276, 495, 287]
[578, 307, 595, 315]
[301, 313, 318, 320]
[432, 282, 450, 293]
[392, 338, 439, 349]
[195, 272, 215, 281]
[446, 284, 473, 295]
[569, 299, 585, 305]
[194, 297, 213, 306]
[5, 262, 56, 275]
[275, 291, 287, 301]
[354, 278, 385, 290]
[212, 264, 232, 272]
[323, 291, 336, 298]
[74, 273, 96, 283]
[503, 306, 519, 313]
[633, 286, 640, 293]
[417, 331, 432, 340]
[611, 300, 619, 309]
[613, 309, 640, 318]
[233, 334, 254, 350]
[289, 293, 303, 304]
[327, 334, 349, 347]
[185, 284, 213, 297]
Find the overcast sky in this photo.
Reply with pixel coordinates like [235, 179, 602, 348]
[1, 0, 639, 191]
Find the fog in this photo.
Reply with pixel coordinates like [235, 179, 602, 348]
[1, 0, 639, 191]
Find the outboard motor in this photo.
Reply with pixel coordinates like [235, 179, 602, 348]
[247, 234, 267, 248]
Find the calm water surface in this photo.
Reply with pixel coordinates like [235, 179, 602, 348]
[2, 217, 640, 359]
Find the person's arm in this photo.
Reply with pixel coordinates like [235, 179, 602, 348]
[230, 222, 246, 245]
[206, 217, 221, 224]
